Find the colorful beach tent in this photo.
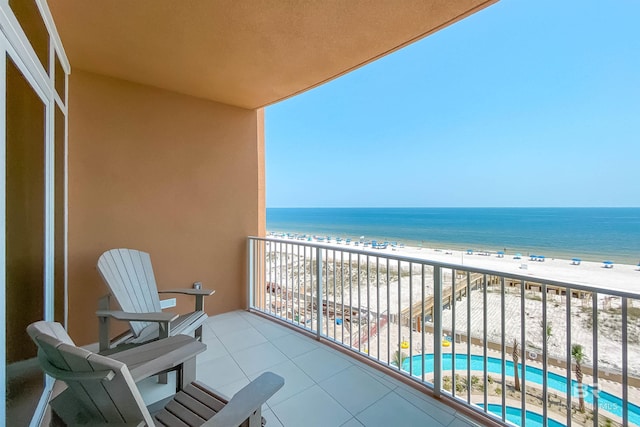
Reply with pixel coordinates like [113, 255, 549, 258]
[572, 258, 581, 265]
[603, 260, 614, 268]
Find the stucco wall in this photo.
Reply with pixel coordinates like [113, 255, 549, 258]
[67, 70, 264, 345]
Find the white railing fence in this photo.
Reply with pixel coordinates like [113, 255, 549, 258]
[248, 237, 640, 427]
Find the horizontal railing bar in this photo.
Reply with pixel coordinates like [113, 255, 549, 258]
[249, 236, 640, 299]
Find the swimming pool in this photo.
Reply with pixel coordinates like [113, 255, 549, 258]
[479, 404, 565, 427]
[403, 353, 639, 425]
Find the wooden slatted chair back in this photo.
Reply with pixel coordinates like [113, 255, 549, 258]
[27, 321, 153, 425]
[26, 320, 74, 346]
[97, 248, 162, 337]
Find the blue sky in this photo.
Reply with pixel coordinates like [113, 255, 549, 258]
[265, 1, 640, 208]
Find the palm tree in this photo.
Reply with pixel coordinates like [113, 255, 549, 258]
[512, 339, 521, 391]
[572, 344, 585, 412]
[392, 349, 407, 368]
[540, 320, 553, 347]
[546, 322, 553, 347]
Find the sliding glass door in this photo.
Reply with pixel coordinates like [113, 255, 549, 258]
[5, 52, 47, 427]
[1, 1, 69, 425]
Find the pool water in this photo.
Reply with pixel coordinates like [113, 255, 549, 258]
[478, 403, 564, 427]
[480, 404, 565, 427]
[403, 353, 639, 425]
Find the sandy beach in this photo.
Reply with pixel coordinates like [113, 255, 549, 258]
[395, 244, 639, 294]
[269, 232, 639, 290]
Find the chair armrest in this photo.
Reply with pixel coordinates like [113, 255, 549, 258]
[204, 372, 284, 427]
[158, 288, 215, 296]
[158, 289, 215, 312]
[96, 310, 178, 323]
[97, 310, 178, 352]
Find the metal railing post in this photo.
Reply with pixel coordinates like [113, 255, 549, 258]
[592, 291, 599, 425]
[247, 238, 254, 309]
[316, 246, 323, 339]
[433, 265, 442, 397]
[482, 274, 488, 410]
[566, 286, 572, 427]
[622, 297, 629, 426]
[542, 283, 548, 424]
[520, 279, 527, 426]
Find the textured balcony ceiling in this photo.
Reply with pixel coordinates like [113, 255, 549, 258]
[48, 0, 497, 109]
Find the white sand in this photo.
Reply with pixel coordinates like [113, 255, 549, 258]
[395, 244, 639, 294]
[270, 235, 640, 292]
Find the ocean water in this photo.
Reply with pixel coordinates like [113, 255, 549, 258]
[266, 208, 640, 265]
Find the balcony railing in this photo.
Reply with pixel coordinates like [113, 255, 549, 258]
[247, 236, 640, 427]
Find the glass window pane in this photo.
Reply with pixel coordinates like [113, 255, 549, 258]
[54, 105, 65, 324]
[9, 0, 50, 73]
[5, 55, 46, 427]
[55, 53, 65, 103]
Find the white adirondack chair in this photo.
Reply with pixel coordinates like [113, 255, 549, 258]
[28, 321, 284, 426]
[97, 248, 214, 352]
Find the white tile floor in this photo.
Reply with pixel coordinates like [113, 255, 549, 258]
[183, 310, 482, 427]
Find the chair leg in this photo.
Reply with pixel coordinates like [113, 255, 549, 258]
[195, 325, 203, 342]
[157, 322, 171, 384]
[98, 295, 112, 352]
[177, 357, 197, 391]
[98, 317, 111, 353]
[246, 409, 262, 427]
[158, 372, 168, 384]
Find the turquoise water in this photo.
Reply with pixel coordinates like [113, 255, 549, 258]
[480, 404, 565, 427]
[403, 353, 640, 425]
[266, 208, 640, 264]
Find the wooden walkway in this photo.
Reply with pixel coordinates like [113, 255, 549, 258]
[399, 272, 485, 330]
[399, 273, 593, 330]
